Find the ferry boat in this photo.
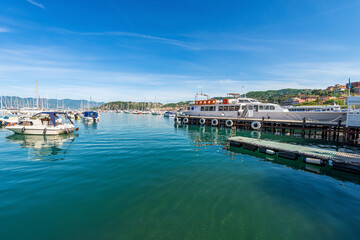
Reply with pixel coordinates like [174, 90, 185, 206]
[185, 93, 346, 122]
[5, 112, 74, 135]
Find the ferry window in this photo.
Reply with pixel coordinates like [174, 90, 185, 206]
[224, 106, 229, 111]
[201, 106, 204, 111]
[264, 106, 269, 110]
[219, 106, 223, 111]
[229, 106, 235, 111]
[205, 106, 209, 111]
[235, 106, 240, 111]
[259, 105, 264, 110]
[242, 105, 246, 110]
[248, 105, 253, 110]
[209, 106, 214, 111]
[270, 106, 275, 110]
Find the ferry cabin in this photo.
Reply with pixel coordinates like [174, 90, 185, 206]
[187, 98, 284, 118]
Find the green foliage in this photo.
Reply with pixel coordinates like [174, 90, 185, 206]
[295, 101, 318, 106]
[323, 99, 345, 105]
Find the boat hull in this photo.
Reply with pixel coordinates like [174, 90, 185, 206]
[186, 111, 346, 122]
[6, 125, 74, 135]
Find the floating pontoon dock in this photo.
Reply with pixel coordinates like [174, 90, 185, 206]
[227, 136, 360, 174]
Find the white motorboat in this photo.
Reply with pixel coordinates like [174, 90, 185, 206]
[0, 115, 20, 126]
[151, 111, 162, 115]
[185, 93, 346, 122]
[82, 111, 100, 122]
[6, 112, 74, 135]
[164, 111, 176, 117]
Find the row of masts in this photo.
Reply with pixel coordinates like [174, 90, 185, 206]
[0, 80, 96, 111]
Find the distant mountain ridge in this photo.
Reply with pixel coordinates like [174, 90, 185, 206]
[0, 96, 104, 109]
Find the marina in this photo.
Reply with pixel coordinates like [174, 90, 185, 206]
[1, 113, 359, 240]
[2, 1, 360, 239]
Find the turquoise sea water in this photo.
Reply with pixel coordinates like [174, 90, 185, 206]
[1, 113, 359, 240]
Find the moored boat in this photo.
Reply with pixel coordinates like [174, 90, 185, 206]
[5, 112, 74, 135]
[82, 111, 100, 122]
[185, 93, 346, 122]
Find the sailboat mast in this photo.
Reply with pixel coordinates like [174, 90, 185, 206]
[36, 80, 39, 110]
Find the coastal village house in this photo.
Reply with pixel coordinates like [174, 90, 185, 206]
[346, 81, 360, 94]
[334, 84, 347, 93]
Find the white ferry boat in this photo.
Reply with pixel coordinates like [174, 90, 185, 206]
[185, 93, 346, 122]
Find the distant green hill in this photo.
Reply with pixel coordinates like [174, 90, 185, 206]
[246, 88, 340, 104]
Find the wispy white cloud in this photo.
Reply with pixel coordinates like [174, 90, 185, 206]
[49, 28, 199, 49]
[0, 27, 10, 33]
[263, 61, 360, 88]
[1, 44, 360, 102]
[26, 0, 45, 9]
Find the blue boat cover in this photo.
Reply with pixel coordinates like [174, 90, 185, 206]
[83, 111, 98, 118]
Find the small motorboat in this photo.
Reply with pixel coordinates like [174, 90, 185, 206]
[6, 112, 74, 135]
[164, 111, 176, 117]
[82, 111, 100, 122]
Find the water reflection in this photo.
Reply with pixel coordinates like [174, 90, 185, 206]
[6, 134, 75, 161]
[176, 125, 360, 184]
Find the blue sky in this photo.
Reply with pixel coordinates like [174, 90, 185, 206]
[0, 0, 360, 102]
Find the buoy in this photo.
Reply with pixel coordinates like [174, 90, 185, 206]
[21, 127, 25, 133]
[303, 157, 325, 166]
[182, 118, 189, 124]
[211, 119, 218, 126]
[174, 117, 179, 122]
[265, 149, 276, 155]
[225, 120, 233, 127]
[251, 121, 261, 130]
[75, 128, 79, 131]
[199, 118, 206, 125]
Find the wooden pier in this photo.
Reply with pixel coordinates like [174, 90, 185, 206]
[175, 116, 360, 146]
[227, 136, 360, 174]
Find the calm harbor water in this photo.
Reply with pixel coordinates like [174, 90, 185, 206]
[1, 113, 359, 240]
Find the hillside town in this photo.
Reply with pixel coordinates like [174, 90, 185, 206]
[283, 81, 359, 106]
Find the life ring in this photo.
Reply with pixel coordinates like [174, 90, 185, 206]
[225, 120, 233, 127]
[174, 117, 179, 122]
[211, 119, 218, 126]
[251, 121, 261, 130]
[223, 99, 229, 104]
[182, 117, 189, 124]
[199, 118, 206, 125]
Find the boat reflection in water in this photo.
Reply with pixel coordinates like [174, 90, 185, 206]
[175, 124, 360, 184]
[6, 133, 75, 161]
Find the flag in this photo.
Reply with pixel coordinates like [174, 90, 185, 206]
[348, 78, 351, 89]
